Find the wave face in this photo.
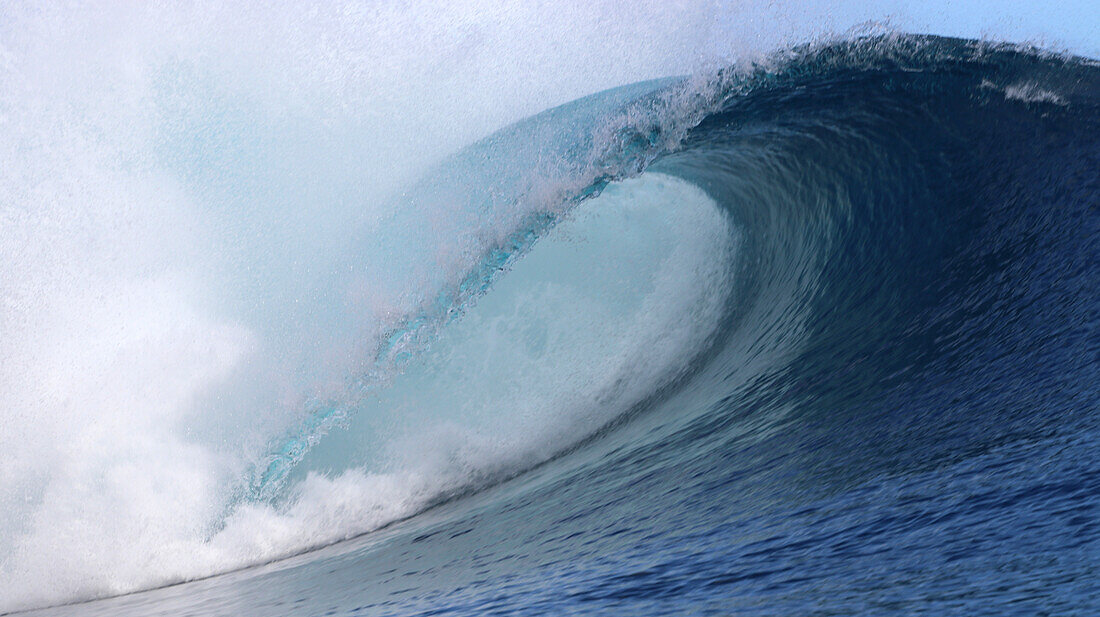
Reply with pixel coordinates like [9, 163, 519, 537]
[4, 33, 1100, 615]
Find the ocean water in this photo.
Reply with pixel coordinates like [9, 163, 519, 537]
[1, 6, 1098, 617]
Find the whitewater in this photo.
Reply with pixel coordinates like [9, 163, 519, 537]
[1, 3, 1098, 616]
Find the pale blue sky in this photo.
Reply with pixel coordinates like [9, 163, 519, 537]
[829, 0, 1099, 57]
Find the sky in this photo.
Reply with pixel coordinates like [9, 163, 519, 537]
[827, 0, 1099, 57]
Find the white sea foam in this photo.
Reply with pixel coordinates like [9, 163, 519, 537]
[1003, 81, 1069, 105]
[980, 78, 1069, 105]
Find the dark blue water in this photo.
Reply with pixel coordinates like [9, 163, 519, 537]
[17, 34, 1099, 617]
